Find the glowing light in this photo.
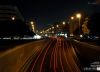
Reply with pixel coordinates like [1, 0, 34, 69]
[52, 31, 54, 33]
[56, 25, 59, 28]
[80, 34, 83, 38]
[30, 21, 34, 25]
[11, 17, 15, 20]
[65, 34, 68, 38]
[62, 21, 66, 25]
[70, 34, 74, 36]
[33, 35, 41, 39]
[76, 13, 81, 19]
[40, 32, 42, 33]
[71, 16, 74, 20]
[60, 34, 64, 36]
[52, 27, 54, 29]
[45, 34, 48, 36]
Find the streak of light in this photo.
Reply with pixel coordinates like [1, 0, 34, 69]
[39, 40, 54, 72]
[63, 40, 72, 72]
[65, 41, 81, 72]
[31, 48, 43, 72]
[59, 44, 64, 72]
[50, 47, 54, 68]
[54, 47, 56, 72]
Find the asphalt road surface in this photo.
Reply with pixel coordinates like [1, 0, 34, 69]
[19, 37, 81, 72]
[0, 37, 100, 72]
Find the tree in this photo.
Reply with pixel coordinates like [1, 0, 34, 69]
[87, 13, 100, 36]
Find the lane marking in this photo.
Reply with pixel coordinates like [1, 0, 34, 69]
[63, 40, 73, 72]
[50, 47, 54, 68]
[31, 47, 43, 72]
[39, 40, 54, 72]
[59, 45, 64, 72]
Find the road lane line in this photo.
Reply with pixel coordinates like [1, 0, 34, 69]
[31, 47, 43, 72]
[30, 40, 50, 72]
[39, 40, 54, 72]
[63, 40, 73, 72]
[50, 46, 54, 68]
[20, 47, 40, 72]
[59, 44, 64, 72]
[65, 40, 81, 72]
[55, 41, 57, 68]
[54, 47, 56, 72]
[53, 39, 60, 72]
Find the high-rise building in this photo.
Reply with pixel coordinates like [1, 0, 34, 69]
[0, 5, 24, 21]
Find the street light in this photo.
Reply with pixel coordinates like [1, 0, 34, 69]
[40, 32, 42, 33]
[52, 26, 54, 29]
[70, 16, 74, 37]
[56, 25, 59, 28]
[11, 17, 15, 20]
[71, 16, 74, 20]
[30, 21, 34, 25]
[30, 21, 35, 32]
[62, 21, 66, 25]
[76, 13, 81, 36]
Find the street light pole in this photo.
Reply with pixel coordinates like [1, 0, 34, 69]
[79, 18, 81, 36]
[70, 16, 74, 36]
[76, 13, 81, 37]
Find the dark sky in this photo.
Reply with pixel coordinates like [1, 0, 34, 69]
[1, 0, 99, 29]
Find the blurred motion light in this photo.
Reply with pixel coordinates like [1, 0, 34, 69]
[33, 34, 41, 39]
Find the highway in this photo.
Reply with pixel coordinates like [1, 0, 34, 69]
[19, 37, 81, 72]
[0, 37, 100, 72]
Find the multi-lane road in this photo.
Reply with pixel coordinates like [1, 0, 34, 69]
[20, 37, 81, 72]
[0, 37, 100, 72]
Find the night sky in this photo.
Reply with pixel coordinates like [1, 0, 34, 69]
[0, 0, 99, 29]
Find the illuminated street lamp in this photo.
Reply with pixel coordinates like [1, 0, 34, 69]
[56, 25, 59, 28]
[40, 32, 42, 33]
[11, 17, 15, 20]
[70, 16, 74, 37]
[62, 21, 66, 25]
[30, 21, 34, 25]
[47, 29, 49, 32]
[71, 16, 74, 20]
[30, 21, 35, 32]
[32, 24, 34, 27]
[52, 31, 54, 33]
[76, 13, 81, 18]
[76, 13, 82, 36]
[52, 26, 54, 29]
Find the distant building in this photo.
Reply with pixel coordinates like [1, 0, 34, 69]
[26, 19, 37, 33]
[0, 5, 24, 21]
